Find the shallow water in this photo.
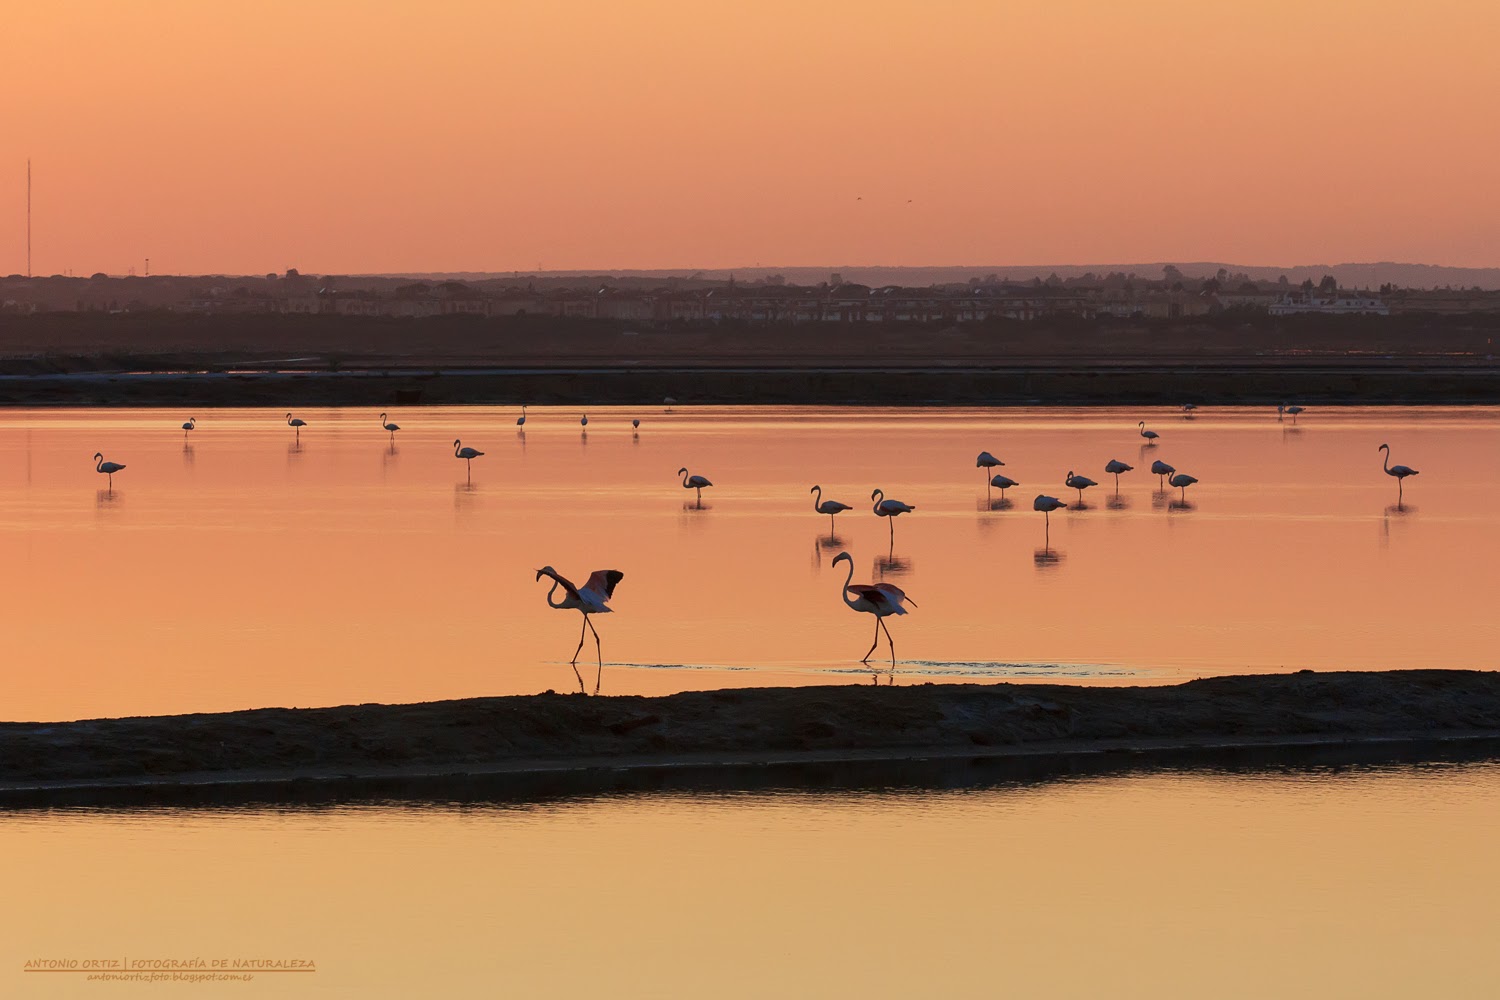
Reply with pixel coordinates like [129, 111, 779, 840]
[0, 405, 1493, 720]
[4, 761, 1500, 997]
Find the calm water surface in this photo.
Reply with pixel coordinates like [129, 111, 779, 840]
[0, 405, 1493, 720]
[4, 762, 1500, 997]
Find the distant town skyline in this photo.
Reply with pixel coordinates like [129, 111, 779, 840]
[6, 1, 1499, 276]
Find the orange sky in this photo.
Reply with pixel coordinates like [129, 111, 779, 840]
[5, 1, 1499, 276]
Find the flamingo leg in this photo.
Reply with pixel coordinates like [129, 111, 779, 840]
[880, 616, 896, 668]
[861, 615, 880, 663]
[571, 617, 588, 665]
[888, 516, 894, 546]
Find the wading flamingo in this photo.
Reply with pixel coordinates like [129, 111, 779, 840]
[1138, 421, 1159, 444]
[678, 467, 712, 503]
[181, 417, 195, 436]
[286, 413, 307, 440]
[1150, 459, 1176, 488]
[811, 485, 853, 530]
[1064, 470, 1097, 502]
[379, 412, 400, 442]
[535, 566, 623, 694]
[871, 488, 915, 545]
[93, 452, 126, 488]
[1278, 403, 1305, 423]
[976, 451, 1003, 478]
[831, 551, 916, 667]
[516, 406, 527, 427]
[632, 418, 640, 430]
[989, 473, 1019, 495]
[1169, 472, 1199, 501]
[454, 439, 484, 479]
[1182, 403, 1198, 414]
[1378, 443, 1419, 501]
[1103, 459, 1133, 489]
[1034, 494, 1067, 543]
[580, 414, 589, 428]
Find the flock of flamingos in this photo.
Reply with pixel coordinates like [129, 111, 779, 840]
[85, 402, 1423, 694]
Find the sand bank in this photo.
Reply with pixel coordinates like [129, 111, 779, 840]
[3, 671, 1499, 805]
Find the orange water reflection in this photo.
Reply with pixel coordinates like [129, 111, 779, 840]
[3, 764, 1499, 997]
[0, 406, 1493, 720]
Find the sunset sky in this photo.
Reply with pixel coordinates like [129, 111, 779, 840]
[5, 1, 1499, 276]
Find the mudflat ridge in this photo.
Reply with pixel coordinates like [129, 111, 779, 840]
[4, 671, 1499, 798]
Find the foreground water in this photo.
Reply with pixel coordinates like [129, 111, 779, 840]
[0, 405, 1493, 720]
[4, 760, 1499, 997]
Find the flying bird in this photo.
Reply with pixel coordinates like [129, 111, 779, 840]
[93, 452, 125, 488]
[1150, 459, 1176, 488]
[1378, 443, 1419, 501]
[1138, 420, 1159, 444]
[810, 485, 853, 529]
[1064, 470, 1097, 501]
[379, 412, 400, 441]
[535, 566, 624, 694]
[678, 467, 713, 502]
[1103, 459, 1133, 488]
[831, 551, 916, 667]
[285, 412, 307, 440]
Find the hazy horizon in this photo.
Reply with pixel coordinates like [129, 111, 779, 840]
[7, 1, 1499, 276]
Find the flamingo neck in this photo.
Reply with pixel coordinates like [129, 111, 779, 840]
[680, 469, 691, 487]
[546, 580, 568, 608]
[1382, 447, 1391, 473]
[838, 559, 859, 609]
[811, 487, 822, 511]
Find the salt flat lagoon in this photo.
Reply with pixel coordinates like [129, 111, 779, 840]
[0, 405, 1492, 720]
[4, 760, 1499, 997]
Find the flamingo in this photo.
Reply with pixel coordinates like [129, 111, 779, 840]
[1378, 443, 1419, 501]
[976, 451, 1004, 478]
[516, 405, 527, 427]
[831, 551, 916, 667]
[1169, 472, 1199, 501]
[285, 412, 307, 440]
[1034, 494, 1068, 543]
[871, 488, 915, 545]
[379, 412, 400, 442]
[678, 467, 712, 503]
[811, 485, 853, 529]
[664, 397, 677, 411]
[181, 417, 195, 436]
[454, 439, 484, 479]
[1150, 459, 1176, 488]
[1103, 459, 1133, 489]
[580, 414, 589, 428]
[632, 418, 640, 430]
[1138, 420, 1159, 444]
[989, 473, 1019, 494]
[1280, 403, 1305, 423]
[1064, 470, 1097, 502]
[1182, 403, 1198, 414]
[535, 566, 623, 694]
[93, 452, 125, 488]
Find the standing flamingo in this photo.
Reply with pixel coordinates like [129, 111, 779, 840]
[285, 413, 307, 440]
[989, 473, 1019, 495]
[678, 467, 712, 503]
[1182, 403, 1198, 414]
[535, 566, 624, 694]
[976, 451, 1004, 478]
[1150, 459, 1176, 488]
[454, 439, 484, 479]
[181, 417, 196, 437]
[516, 405, 527, 427]
[811, 485, 853, 530]
[632, 418, 640, 430]
[831, 551, 916, 667]
[1034, 494, 1067, 544]
[1278, 403, 1306, 423]
[580, 414, 589, 428]
[1168, 472, 1199, 501]
[93, 452, 126, 488]
[379, 412, 400, 442]
[871, 488, 915, 546]
[1138, 420, 1159, 444]
[1064, 470, 1097, 502]
[1103, 459, 1133, 489]
[1378, 443, 1419, 501]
